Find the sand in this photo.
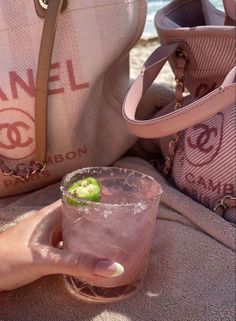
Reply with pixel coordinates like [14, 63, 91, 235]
[130, 38, 175, 89]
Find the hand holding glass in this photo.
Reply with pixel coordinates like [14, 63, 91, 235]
[61, 167, 162, 303]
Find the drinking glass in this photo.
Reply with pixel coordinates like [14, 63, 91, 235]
[61, 167, 162, 303]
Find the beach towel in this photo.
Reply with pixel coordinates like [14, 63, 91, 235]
[0, 157, 235, 321]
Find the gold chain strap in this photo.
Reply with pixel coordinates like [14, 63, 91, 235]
[162, 50, 188, 178]
[0, 160, 47, 181]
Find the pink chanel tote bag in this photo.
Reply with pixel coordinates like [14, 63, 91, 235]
[0, 0, 146, 197]
[123, 0, 236, 220]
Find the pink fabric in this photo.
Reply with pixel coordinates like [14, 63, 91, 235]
[0, 0, 147, 197]
[223, 0, 236, 21]
[155, 0, 236, 98]
[122, 0, 236, 216]
[156, 0, 236, 213]
[172, 102, 236, 212]
[0, 157, 235, 321]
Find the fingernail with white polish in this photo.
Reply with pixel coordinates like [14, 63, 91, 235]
[95, 260, 124, 277]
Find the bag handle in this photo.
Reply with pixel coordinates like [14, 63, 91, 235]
[0, 0, 64, 180]
[35, 0, 64, 165]
[122, 44, 236, 139]
[223, 0, 236, 24]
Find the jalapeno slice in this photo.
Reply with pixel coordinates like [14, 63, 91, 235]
[66, 177, 101, 206]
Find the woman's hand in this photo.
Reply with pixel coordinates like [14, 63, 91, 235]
[0, 200, 123, 291]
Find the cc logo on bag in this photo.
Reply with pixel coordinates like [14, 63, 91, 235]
[185, 113, 224, 167]
[0, 122, 33, 150]
[0, 108, 35, 160]
[187, 124, 217, 154]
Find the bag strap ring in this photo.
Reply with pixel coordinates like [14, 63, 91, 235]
[214, 196, 236, 214]
[214, 195, 236, 225]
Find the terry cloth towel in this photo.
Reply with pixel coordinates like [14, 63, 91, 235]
[0, 157, 235, 321]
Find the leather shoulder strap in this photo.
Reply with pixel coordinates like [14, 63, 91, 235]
[0, 0, 64, 180]
[122, 44, 236, 139]
[35, 0, 64, 164]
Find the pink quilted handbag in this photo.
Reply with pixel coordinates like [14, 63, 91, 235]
[123, 0, 236, 223]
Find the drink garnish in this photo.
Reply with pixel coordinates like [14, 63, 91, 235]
[66, 177, 101, 205]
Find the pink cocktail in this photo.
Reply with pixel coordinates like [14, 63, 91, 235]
[61, 167, 162, 303]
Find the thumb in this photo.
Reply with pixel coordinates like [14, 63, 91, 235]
[41, 246, 124, 279]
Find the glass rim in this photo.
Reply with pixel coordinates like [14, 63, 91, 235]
[60, 166, 163, 208]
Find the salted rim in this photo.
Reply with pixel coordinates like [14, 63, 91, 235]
[60, 167, 163, 208]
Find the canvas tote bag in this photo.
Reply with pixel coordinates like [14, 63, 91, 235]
[0, 0, 147, 197]
[123, 0, 236, 220]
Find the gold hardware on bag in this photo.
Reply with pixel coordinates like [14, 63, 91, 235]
[162, 49, 188, 177]
[37, 0, 67, 13]
[214, 195, 236, 214]
[39, 0, 48, 10]
[176, 49, 188, 60]
[0, 160, 47, 181]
